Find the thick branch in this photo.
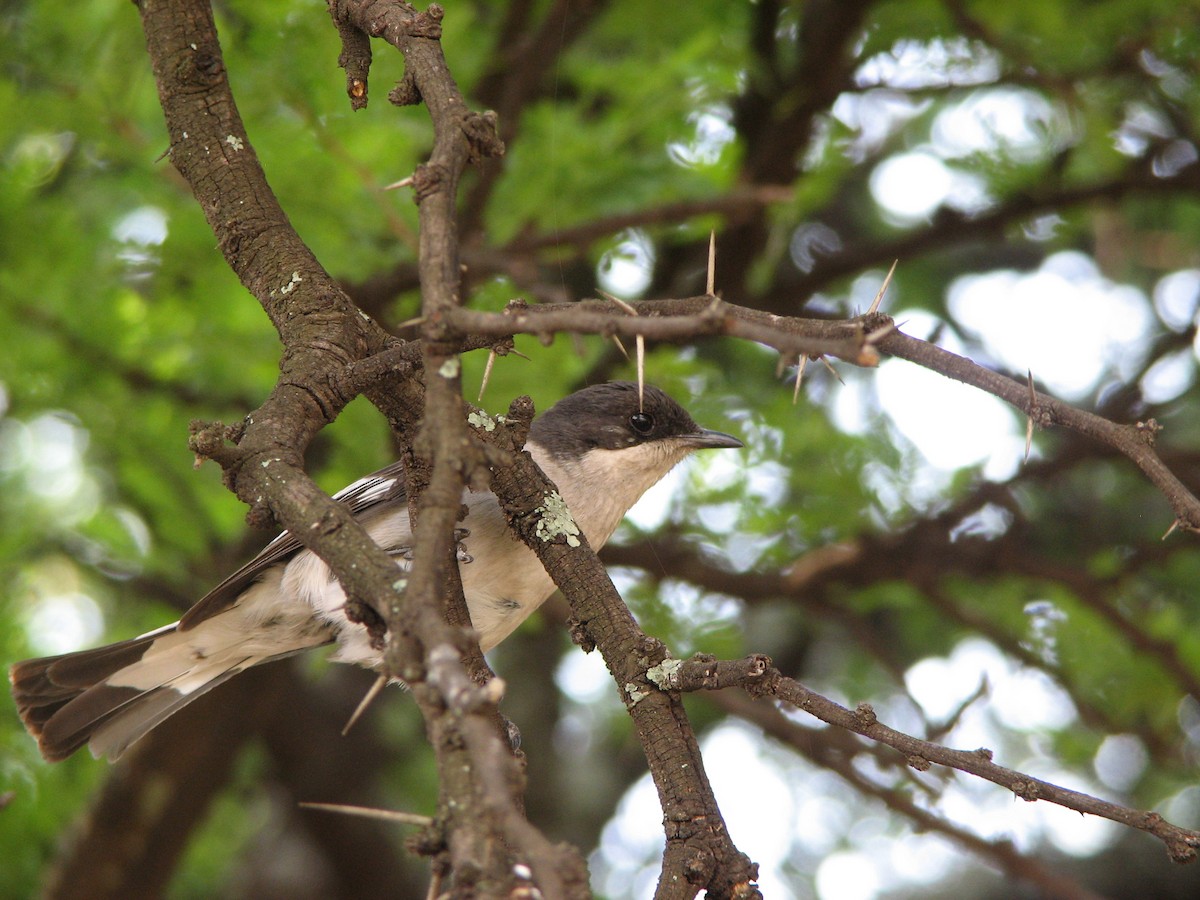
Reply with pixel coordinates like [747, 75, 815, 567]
[448, 297, 881, 364]
[328, 4, 578, 897]
[485, 403, 760, 900]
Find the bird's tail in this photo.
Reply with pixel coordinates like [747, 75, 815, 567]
[10, 608, 331, 762]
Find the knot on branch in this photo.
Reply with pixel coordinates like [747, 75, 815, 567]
[411, 162, 448, 202]
[345, 594, 388, 650]
[1135, 417, 1163, 446]
[501, 393, 534, 442]
[463, 110, 505, 162]
[566, 615, 596, 652]
[388, 70, 421, 106]
[1167, 840, 1199, 865]
[1011, 780, 1042, 802]
[684, 851, 712, 885]
[188, 419, 249, 495]
[176, 45, 224, 88]
[427, 644, 505, 713]
[338, 345, 415, 398]
[408, 3, 444, 39]
[853, 702, 878, 727]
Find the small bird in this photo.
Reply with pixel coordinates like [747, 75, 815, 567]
[10, 382, 742, 762]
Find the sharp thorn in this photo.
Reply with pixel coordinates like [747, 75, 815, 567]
[707, 230, 717, 296]
[868, 260, 898, 314]
[636, 335, 645, 411]
[478, 349, 497, 401]
[342, 674, 388, 736]
[793, 355, 808, 405]
[600, 290, 639, 317]
[299, 801, 431, 827]
[820, 355, 845, 386]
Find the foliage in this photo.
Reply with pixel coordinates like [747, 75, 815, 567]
[4, 0, 1200, 897]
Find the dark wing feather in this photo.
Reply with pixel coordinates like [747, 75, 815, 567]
[178, 460, 409, 630]
[10, 630, 166, 741]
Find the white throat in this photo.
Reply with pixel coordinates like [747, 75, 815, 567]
[528, 439, 694, 548]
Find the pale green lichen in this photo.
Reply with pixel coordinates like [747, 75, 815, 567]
[438, 358, 460, 378]
[646, 657, 682, 690]
[279, 271, 302, 295]
[224, 134, 244, 151]
[625, 683, 649, 705]
[467, 411, 496, 432]
[535, 491, 581, 547]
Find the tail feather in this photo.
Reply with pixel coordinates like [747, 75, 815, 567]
[11, 632, 165, 751]
[10, 610, 333, 761]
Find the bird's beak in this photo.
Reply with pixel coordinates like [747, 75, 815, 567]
[682, 428, 744, 450]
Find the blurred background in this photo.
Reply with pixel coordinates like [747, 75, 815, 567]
[4, 1, 1200, 897]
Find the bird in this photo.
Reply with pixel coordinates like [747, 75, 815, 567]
[10, 382, 743, 762]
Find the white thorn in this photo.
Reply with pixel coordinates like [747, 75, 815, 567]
[478, 349, 497, 401]
[636, 335, 645, 411]
[342, 674, 388, 736]
[792, 355, 808, 404]
[868, 259, 898, 314]
[707, 230, 717, 296]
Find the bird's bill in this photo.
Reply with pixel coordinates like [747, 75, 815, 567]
[682, 428, 744, 450]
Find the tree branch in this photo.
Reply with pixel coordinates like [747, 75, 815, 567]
[658, 655, 1200, 865]
[710, 691, 1106, 900]
[483, 404, 760, 899]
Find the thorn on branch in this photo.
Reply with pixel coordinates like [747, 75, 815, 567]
[343, 673, 388, 735]
[706, 230, 717, 296]
[868, 259, 898, 314]
[792, 355, 808, 405]
[478, 349, 497, 400]
[819, 356, 845, 385]
[300, 801, 432, 827]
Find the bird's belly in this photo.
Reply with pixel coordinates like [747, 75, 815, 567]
[280, 517, 558, 666]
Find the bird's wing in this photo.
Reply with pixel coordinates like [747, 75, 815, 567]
[178, 459, 410, 630]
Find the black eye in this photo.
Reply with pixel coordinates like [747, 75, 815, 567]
[629, 412, 654, 435]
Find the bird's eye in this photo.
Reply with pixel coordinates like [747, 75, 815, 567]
[629, 412, 654, 434]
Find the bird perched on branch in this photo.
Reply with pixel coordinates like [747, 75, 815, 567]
[11, 382, 742, 762]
